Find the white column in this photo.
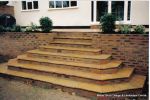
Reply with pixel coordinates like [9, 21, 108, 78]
[108, 1, 111, 13]
[124, 1, 128, 24]
[93, 0, 97, 23]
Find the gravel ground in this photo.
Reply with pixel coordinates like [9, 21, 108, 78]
[0, 77, 89, 100]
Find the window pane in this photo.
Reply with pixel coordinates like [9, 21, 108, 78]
[27, 2, 32, 9]
[112, 1, 124, 21]
[97, 1, 108, 21]
[33, 1, 38, 9]
[63, 1, 69, 8]
[71, 1, 77, 7]
[128, 1, 131, 20]
[49, 1, 54, 8]
[91, 1, 94, 22]
[22, 1, 26, 10]
[56, 1, 62, 8]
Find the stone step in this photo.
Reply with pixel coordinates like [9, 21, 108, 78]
[40, 45, 101, 52]
[39, 45, 101, 55]
[27, 49, 110, 60]
[49, 43, 92, 48]
[0, 68, 146, 93]
[55, 36, 92, 39]
[17, 55, 122, 70]
[15, 58, 119, 74]
[8, 59, 134, 81]
[57, 33, 93, 39]
[26, 49, 110, 64]
[51, 39, 92, 45]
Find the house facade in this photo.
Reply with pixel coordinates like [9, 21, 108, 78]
[9, 0, 149, 27]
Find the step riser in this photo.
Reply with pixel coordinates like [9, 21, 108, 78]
[50, 43, 92, 48]
[57, 33, 93, 39]
[54, 38, 92, 43]
[17, 59, 120, 74]
[26, 53, 110, 64]
[51, 42, 92, 46]
[39, 47, 101, 55]
[8, 66, 130, 85]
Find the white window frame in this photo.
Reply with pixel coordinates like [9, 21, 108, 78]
[21, 0, 39, 11]
[91, 0, 131, 25]
[48, 0, 78, 10]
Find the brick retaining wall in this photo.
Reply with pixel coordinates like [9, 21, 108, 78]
[0, 32, 148, 75]
[93, 34, 148, 75]
[0, 32, 57, 58]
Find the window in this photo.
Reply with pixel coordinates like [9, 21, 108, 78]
[111, 1, 124, 21]
[127, 1, 131, 20]
[21, 0, 39, 10]
[49, 0, 77, 9]
[96, 1, 108, 21]
[63, 1, 69, 7]
[56, 1, 62, 8]
[91, 1, 94, 22]
[71, 1, 77, 7]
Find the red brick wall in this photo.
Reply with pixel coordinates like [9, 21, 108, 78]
[0, 5, 14, 16]
[93, 34, 148, 75]
[0, 32, 57, 57]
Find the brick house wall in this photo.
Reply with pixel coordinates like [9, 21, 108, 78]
[0, 5, 14, 16]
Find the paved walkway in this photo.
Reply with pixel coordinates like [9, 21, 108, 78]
[52, 29, 101, 33]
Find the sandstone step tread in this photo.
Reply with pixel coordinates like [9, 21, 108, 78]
[27, 49, 110, 60]
[8, 59, 134, 80]
[51, 40, 92, 45]
[40, 45, 101, 52]
[0, 67, 146, 93]
[17, 55, 122, 69]
[55, 36, 92, 39]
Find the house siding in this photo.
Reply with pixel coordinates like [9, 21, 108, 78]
[131, 1, 149, 25]
[12, 1, 149, 26]
[14, 1, 91, 26]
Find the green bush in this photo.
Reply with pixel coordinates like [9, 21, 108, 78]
[0, 1, 8, 6]
[25, 23, 39, 32]
[39, 17, 53, 33]
[0, 25, 5, 32]
[5, 27, 12, 32]
[100, 13, 116, 33]
[12, 25, 22, 32]
[30, 22, 39, 32]
[25, 26, 32, 32]
[134, 25, 145, 34]
[120, 25, 131, 34]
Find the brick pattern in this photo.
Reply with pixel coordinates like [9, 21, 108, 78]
[0, 32, 57, 57]
[93, 34, 148, 75]
[0, 32, 148, 75]
[0, 5, 14, 16]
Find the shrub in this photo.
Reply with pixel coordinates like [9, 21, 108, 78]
[25, 22, 39, 32]
[0, 25, 5, 32]
[0, 14, 16, 27]
[100, 13, 116, 33]
[120, 25, 131, 34]
[12, 25, 22, 32]
[39, 17, 53, 33]
[134, 25, 145, 34]
[30, 22, 39, 32]
[25, 26, 32, 32]
[0, 1, 8, 6]
[5, 27, 12, 32]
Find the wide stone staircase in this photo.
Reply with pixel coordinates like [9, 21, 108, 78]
[0, 32, 146, 98]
